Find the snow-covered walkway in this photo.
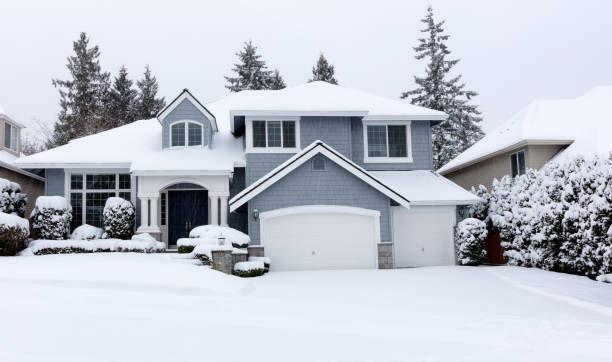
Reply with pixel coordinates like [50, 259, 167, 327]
[0, 254, 610, 362]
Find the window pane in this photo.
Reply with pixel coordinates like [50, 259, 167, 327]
[70, 193, 82, 232]
[119, 174, 131, 190]
[253, 121, 266, 147]
[518, 151, 526, 175]
[10, 126, 17, 151]
[71, 174, 83, 190]
[282, 121, 296, 148]
[4, 124, 10, 149]
[171, 123, 185, 147]
[367, 125, 387, 157]
[118, 192, 131, 201]
[160, 193, 166, 226]
[267, 121, 281, 147]
[86, 174, 115, 190]
[188, 123, 202, 146]
[511, 153, 518, 177]
[387, 125, 407, 157]
[86, 192, 115, 227]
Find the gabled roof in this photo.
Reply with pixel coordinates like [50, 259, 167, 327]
[229, 140, 411, 212]
[157, 89, 218, 131]
[438, 86, 612, 174]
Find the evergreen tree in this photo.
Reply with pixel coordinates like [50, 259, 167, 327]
[49, 32, 111, 147]
[402, 6, 484, 170]
[309, 53, 338, 84]
[136, 65, 166, 119]
[225, 41, 273, 92]
[108, 65, 137, 128]
[269, 69, 286, 90]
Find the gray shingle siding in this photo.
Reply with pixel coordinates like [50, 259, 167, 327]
[247, 155, 391, 245]
[161, 98, 214, 149]
[300, 116, 352, 158]
[245, 153, 293, 186]
[45, 169, 64, 196]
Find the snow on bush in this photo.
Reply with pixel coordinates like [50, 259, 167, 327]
[596, 274, 612, 283]
[30, 196, 72, 240]
[455, 218, 487, 265]
[70, 224, 103, 240]
[177, 237, 218, 254]
[28, 238, 164, 255]
[470, 154, 612, 278]
[248, 256, 271, 273]
[103, 197, 135, 240]
[233, 261, 265, 277]
[192, 243, 233, 265]
[0, 212, 29, 256]
[0, 178, 27, 217]
[189, 225, 250, 248]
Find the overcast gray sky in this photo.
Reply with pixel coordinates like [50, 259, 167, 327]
[1, 0, 611, 141]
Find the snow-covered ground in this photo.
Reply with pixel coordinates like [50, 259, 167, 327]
[0, 254, 611, 362]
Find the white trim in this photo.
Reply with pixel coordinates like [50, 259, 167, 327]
[131, 169, 231, 177]
[15, 162, 132, 169]
[158, 91, 217, 131]
[229, 140, 411, 212]
[0, 160, 44, 181]
[245, 116, 301, 153]
[362, 120, 413, 163]
[363, 114, 447, 121]
[168, 120, 204, 149]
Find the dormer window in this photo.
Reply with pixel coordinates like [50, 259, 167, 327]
[170, 121, 202, 147]
[4, 122, 18, 152]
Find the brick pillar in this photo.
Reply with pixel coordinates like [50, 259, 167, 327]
[377, 243, 393, 269]
[212, 250, 233, 274]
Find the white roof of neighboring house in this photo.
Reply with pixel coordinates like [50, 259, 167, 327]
[371, 170, 480, 205]
[438, 86, 612, 174]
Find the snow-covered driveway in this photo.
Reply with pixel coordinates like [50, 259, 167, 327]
[0, 254, 611, 362]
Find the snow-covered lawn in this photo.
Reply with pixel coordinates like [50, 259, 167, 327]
[0, 254, 611, 362]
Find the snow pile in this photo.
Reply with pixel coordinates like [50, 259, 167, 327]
[30, 196, 72, 240]
[455, 218, 488, 266]
[34, 196, 71, 211]
[596, 274, 612, 283]
[103, 197, 135, 239]
[233, 261, 265, 277]
[189, 225, 250, 248]
[471, 155, 612, 278]
[28, 238, 164, 255]
[70, 224, 103, 240]
[0, 177, 26, 217]
[131, 233, 157, 242]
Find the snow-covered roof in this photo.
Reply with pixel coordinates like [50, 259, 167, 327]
[371, 170, 480, 205]
[0, 104, 25, 128]
[438, 86, 612, 174]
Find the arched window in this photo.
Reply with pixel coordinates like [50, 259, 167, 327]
[170, 121, 203, 147]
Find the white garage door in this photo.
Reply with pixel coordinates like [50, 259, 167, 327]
[392, 205, 456, 267]
[260, 205, 379, 271]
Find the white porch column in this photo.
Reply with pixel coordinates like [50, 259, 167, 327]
[219, 196, 228, 227]
[140, 197, 149, 228]
[149, 196, 159, 230]
[210, 195, 219, 225]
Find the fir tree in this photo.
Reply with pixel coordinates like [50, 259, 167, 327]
[402, 6, 484, 170]
[225, 41, 273, 92]
[136, 65, 166, 119]
[269, 69, 286, 90]
[49, 32, 111, 147]
[309, 53, 338, 84]
[108, 65, 137, 128]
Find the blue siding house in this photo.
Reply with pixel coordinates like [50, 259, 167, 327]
[16, 82, 478, 271]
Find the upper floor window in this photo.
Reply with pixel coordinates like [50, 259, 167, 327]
[510, 150, 526, 177]
[4, 122, 18, 152]
[170, 121, 202, 147]
[363, 121, 411, 163]
[249, 118, 299, 152]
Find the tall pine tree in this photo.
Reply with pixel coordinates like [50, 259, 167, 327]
[309, 53, 338, 84]
[136, 65, 166, 119]
[49, 32, 111, 147]
[108, 65, 137, 128]
[402, 6, 483, 170]
[225, 41, 273, 92]
[269, 69, 286, 90]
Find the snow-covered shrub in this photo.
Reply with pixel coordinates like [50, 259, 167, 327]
[28, 237, 164, 255]
[248, 256, 271, 273]
[0, 212, 29, 256]
[469, 184, 490, 223]
[177, 237, 218, 254]
[189, 225, 250, 248]
[70, 224, 103, 240]
[193, 243, 233, 266]
[0, 178, 27, 217]
[30, 196, 72, 240]
[455, 218, 488, 265]
[233, 261, 265, 277]
[102, 197, 135, 240]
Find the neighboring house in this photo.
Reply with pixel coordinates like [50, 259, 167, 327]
[439, 86, 612, 190]
[16, 82, 478, 270]
[0, 105, 45, 217]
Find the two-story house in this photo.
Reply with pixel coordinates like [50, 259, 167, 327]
[16, 82, 478, 270]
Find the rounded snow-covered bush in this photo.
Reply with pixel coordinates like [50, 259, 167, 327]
[70, 224, 103, 240]
[455, 218, 488, 266]
[0, 212, 29, 256]
[103, 197, 135, 240]
[30, 196, 72, 240]
[248, 256, 271, 273]
[189, 225, 250, 248]
[233, 261, 265, 277]
[0, 178, 27, 217]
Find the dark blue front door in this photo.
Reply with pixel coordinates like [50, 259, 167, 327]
[168, 190, 208, 246]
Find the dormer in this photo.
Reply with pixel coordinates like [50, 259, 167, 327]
[157, 89, 217, 149]
[0, 108, 23, 156]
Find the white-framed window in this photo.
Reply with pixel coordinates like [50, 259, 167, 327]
[67, 172, 134, 230]
[170, 121, 203, 147]
[4, 122, 18, 152]
[246, 117, 300, 153]
[363, 121, 412, 163]
[510, 149, 526, 177]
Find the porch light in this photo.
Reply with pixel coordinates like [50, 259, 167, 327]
[253, 209, 259, 220]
